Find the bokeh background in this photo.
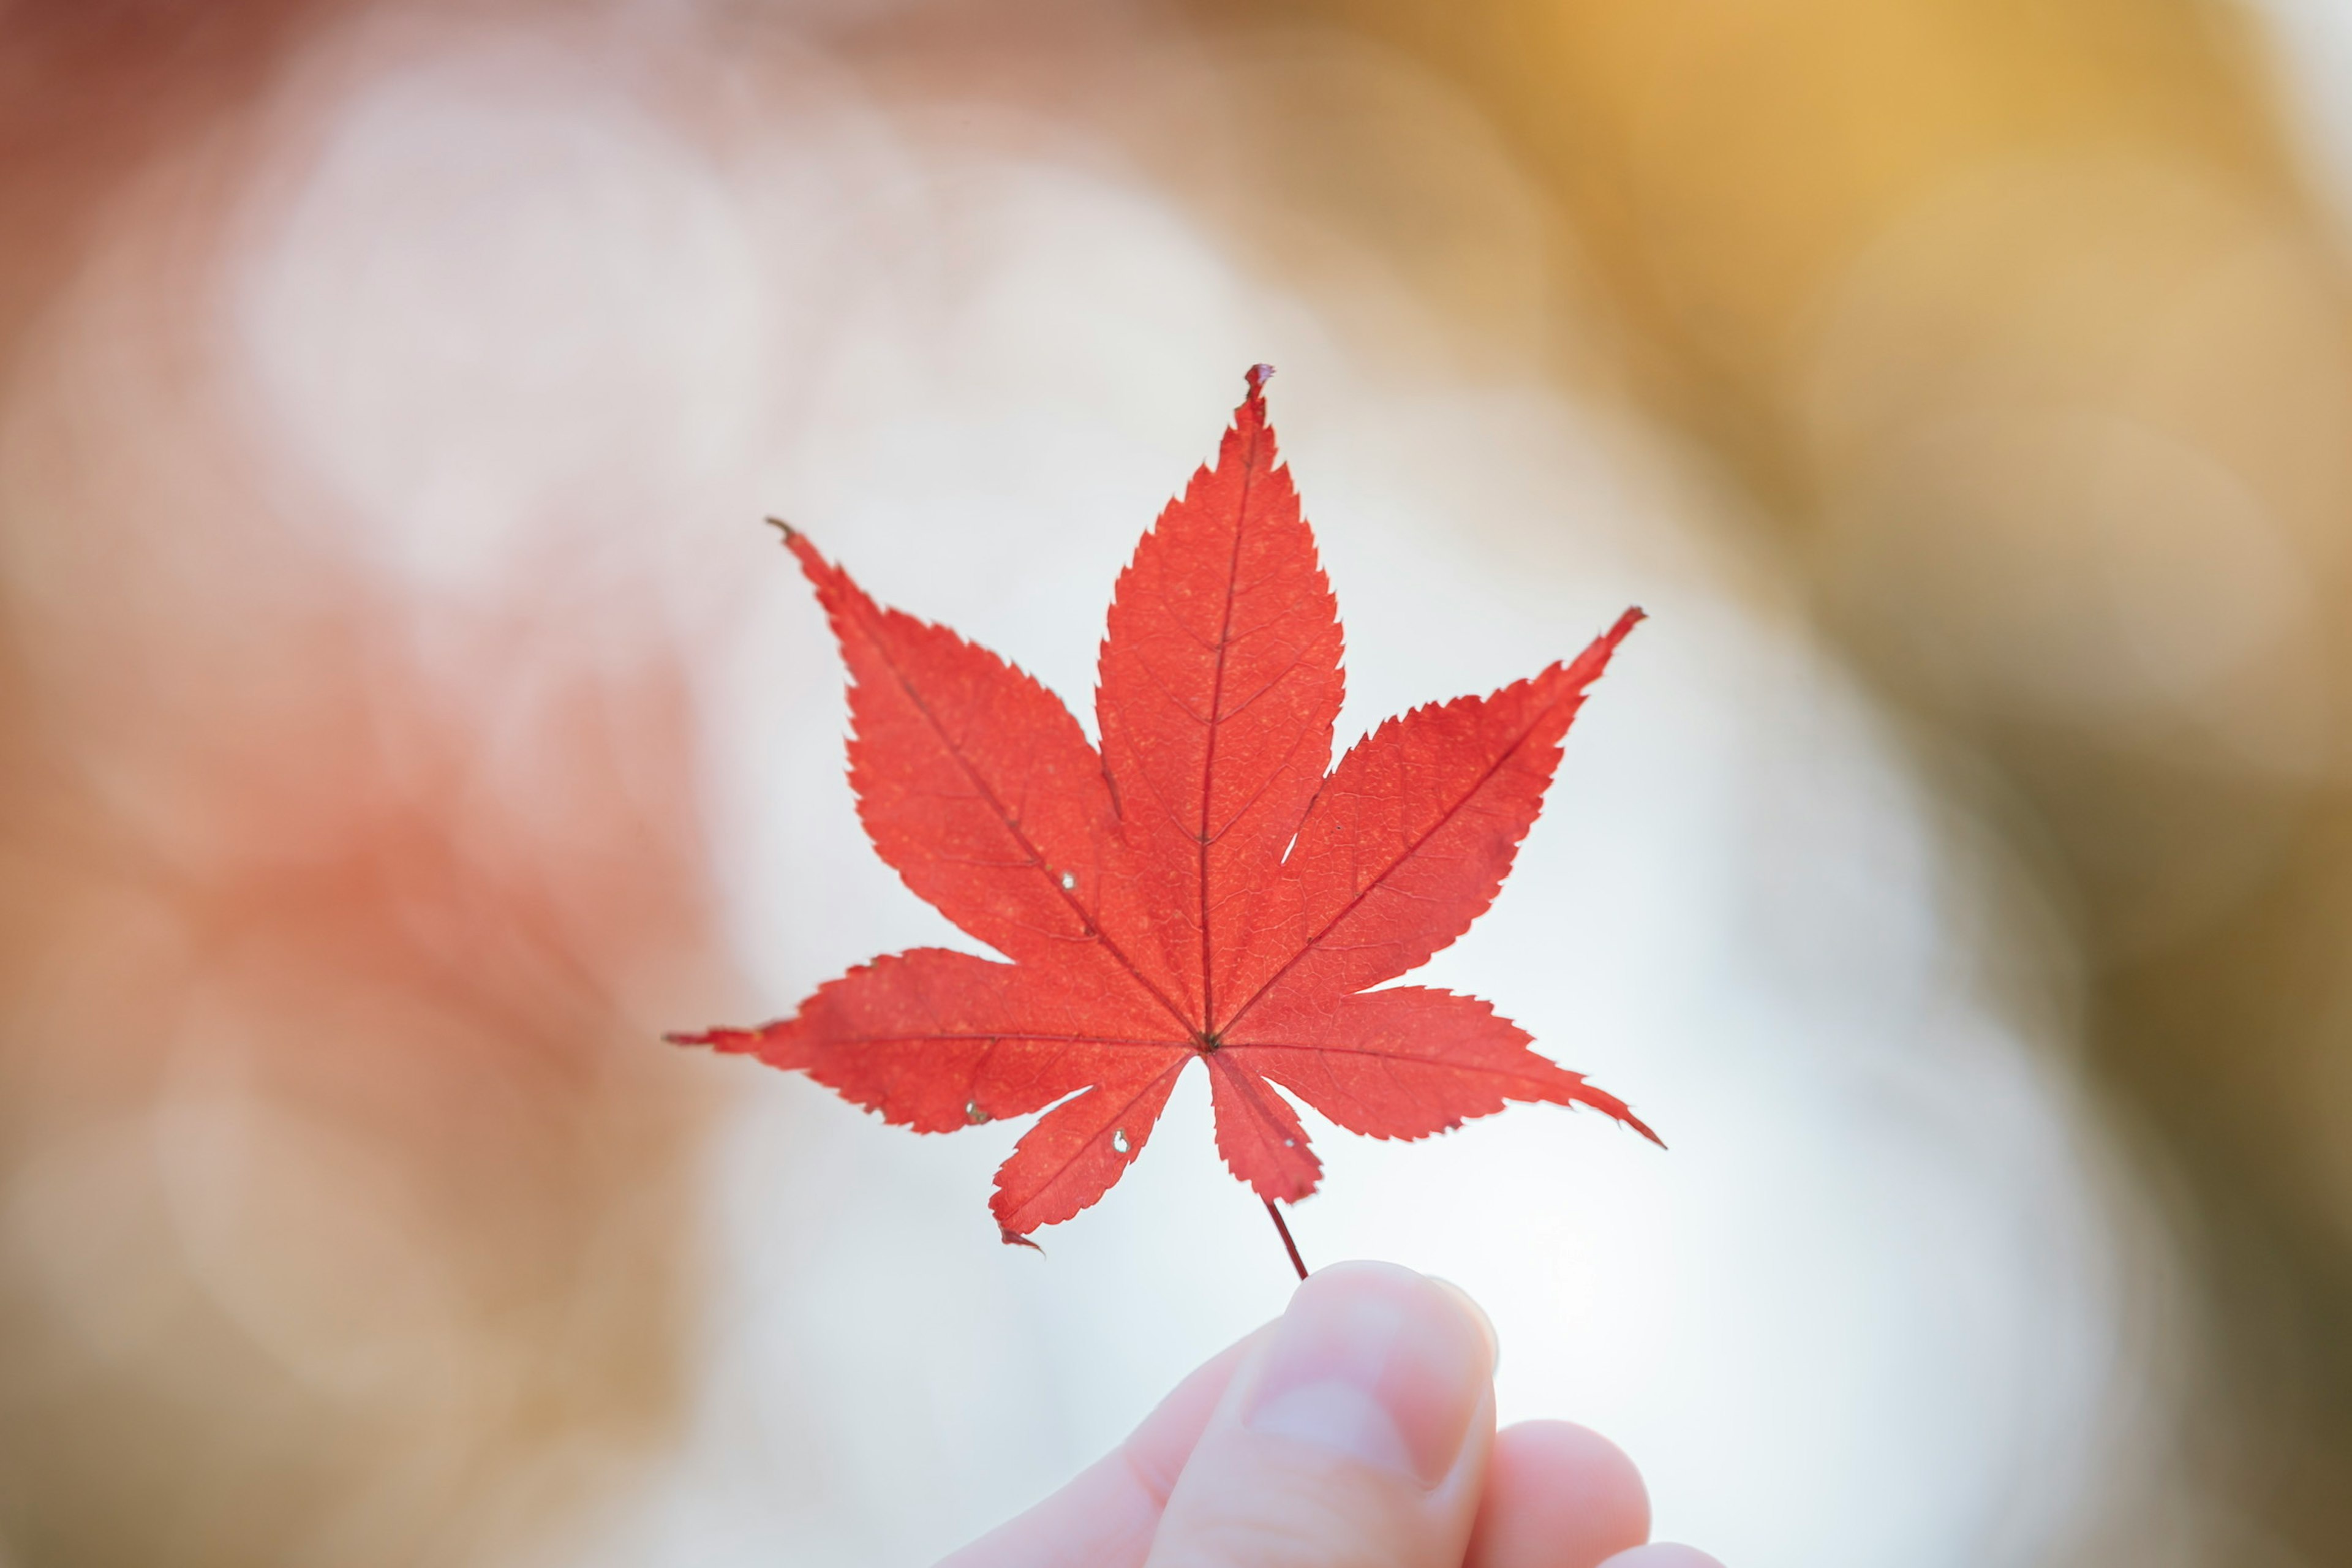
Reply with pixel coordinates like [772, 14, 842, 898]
[2, 1, 2348, 1564]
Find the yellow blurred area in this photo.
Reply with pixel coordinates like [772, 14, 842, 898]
[1216, 1, 2352, 1559]
[1, 1, 2348, 1566]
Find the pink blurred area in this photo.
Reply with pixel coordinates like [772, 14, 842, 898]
[0, 4, 734, 1559]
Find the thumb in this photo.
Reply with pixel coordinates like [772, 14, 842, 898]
[1145, 1261, 1497, 1568]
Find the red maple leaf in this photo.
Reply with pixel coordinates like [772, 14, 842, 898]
[671, 366, 1657, 1266]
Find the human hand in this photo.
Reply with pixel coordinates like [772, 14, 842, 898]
[939, 1261, 1723, 1568]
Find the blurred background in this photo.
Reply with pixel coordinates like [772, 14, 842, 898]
[1, 1, 2348, 1564]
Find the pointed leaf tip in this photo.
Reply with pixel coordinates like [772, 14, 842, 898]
[1596, 605, 1645, 647]
[1246, 362, 1275, 396]
[1565, 605, 1646, 683]
[776, 524, 831, 588]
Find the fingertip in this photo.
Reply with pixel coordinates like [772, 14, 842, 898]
[1425, 1276, 1500, 1375]
[1146, 1262, 1499, 1566]
[1248, 1262, 1493, 1486]
[1466, 1420, 1649, 1568]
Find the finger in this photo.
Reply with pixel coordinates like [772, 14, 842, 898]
[1597, 1547, 1726, 1568]
[1144, 1261, 1498, 1568]
[939, 1329, 1267, 1568]
[1464, 1420, 1651, 1568]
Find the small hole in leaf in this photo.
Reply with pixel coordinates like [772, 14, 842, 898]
[1112, 1129, 1131, 1155]
[1060, 870, 1077, 891]
[1283, 1137, 1296, 1147]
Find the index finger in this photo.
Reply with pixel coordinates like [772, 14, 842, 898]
[936, 1327, 1267, 1568]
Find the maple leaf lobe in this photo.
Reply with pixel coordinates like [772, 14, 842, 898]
[671, 368, 1655, 1244]
[1098, 365, 1343, 1033]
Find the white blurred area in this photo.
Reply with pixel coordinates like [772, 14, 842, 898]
[2254, 0, 2352, 246]
[0, 4, 2181, 1567]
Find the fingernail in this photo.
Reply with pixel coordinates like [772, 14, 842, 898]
[1242, 1262, 1491, 1486]
[1428, 1276, 1500, 1376]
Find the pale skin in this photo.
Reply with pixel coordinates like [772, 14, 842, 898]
[940, 1262, 1725, 1568]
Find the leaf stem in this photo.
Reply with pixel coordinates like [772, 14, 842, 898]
[1264, 1199, 1308, 1281]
